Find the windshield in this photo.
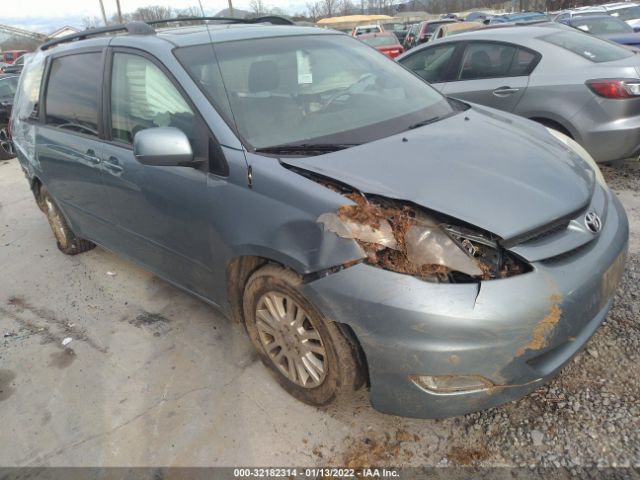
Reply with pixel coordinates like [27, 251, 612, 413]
[610, 5, 640, 21]
[573, 17, 633, 34]
[541, 30, 634, 62]
[361, 34, 398, 46]
[176, 35, 454, 150]
[0, 76, 19, 98]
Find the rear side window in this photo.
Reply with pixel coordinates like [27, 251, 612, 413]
[541, 30, 633, 62]
[459, 42, 517, 80]
[45, 53, 102, 136]
[457, 42, 539, 80]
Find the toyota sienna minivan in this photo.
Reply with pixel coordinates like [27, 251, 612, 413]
[11, 19, 628, 418]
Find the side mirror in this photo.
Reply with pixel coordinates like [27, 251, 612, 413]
[133, 127, 193, 167]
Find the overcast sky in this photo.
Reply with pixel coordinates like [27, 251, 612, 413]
[2, 0, 310, 33]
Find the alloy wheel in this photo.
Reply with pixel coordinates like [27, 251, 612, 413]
[255, 292, 327, 388]
[0, 126, 14, 157]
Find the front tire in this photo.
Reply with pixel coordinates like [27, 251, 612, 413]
[0, 124, 15, 160]
[40, 187, 96, 255]
[243, 265, 362, 406]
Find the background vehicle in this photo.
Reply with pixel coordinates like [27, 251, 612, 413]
[465, 11, 489, 22]
[413, 19, 457, 45]
[487, 12, 550, 24]
[3, 55, 26, 74]
[351, 24, 383, 36]
[554, 6, 607, 24]
[431, 21, 483, 40]
[381, 22, 409, 44]
[359, 31, 404, 58]
[0, 74, 18, 159]
[397, 23, 640, 162]
[12, 19, 627, 419]
[568, 15, 640, 46]
[602, 2, 640, 30]
[403, 23, 419, 49]
[0, 50, 27, 65]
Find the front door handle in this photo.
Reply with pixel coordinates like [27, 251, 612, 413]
[104, 156, 123, 173]
[493, 86, 520, 97]
[84, 149, 101, 165]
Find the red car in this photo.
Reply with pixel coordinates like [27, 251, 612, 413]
[358, 32, 404, 58]
[0, 50, 28, 65]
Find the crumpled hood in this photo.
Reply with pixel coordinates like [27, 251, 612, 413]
[283, 106, 595, 241]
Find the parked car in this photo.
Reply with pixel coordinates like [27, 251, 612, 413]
[413, 19, 457, 46]
[351, 24, 383, 36]
[358, 31, 405, 58]
[403, 23, 419, 49]
[3, 55, 26, 74]
[0, 50, 28, 65]
[487, 11, 550, 25]
[0, 62, 8, 73]
[568, 15, 640, 47]
[0, 74, 18, 159]
[553, 6, 608, 24]
[465, 11, 489, 22]
[382, 22, 409, 44]
[431, 21, 483, 40]
[12, 20, 627, 419]
[602, 2, 640, 31]
[398, 23, 640, 163]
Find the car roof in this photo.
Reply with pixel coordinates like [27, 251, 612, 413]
[603, 2, 640, 9]
[570, 14, 624, 21]
[39, 23, 338, 55]
[427, 22, 566, 41]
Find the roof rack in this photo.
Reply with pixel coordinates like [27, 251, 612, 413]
[147, 15, 295, 27]
[40, 22, 154, 51]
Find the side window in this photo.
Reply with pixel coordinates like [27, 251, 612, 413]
[510, 48, 539, 76]
[45, 53, 102, 136]
[400, 44, 457, 84]
[458, 42, 517, 80]
[111, 53, 194, 144]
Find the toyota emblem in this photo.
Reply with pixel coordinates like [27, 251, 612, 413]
[584, 211, 602, 234]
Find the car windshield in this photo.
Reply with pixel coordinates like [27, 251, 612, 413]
[176, 35, 454, 150]
[0, 76, 19, 97]
[361, 34, 398, 46]
[610, 5, 640, 20]
[541, 30, 634, 62]
[573, 17, 633, 34]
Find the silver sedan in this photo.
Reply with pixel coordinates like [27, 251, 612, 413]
[397, 23, 640, 162]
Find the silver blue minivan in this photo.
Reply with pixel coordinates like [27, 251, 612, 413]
[11, 19, 628, 418]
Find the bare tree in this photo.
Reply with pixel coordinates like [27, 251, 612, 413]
[321, 0, 339, 16]
[306, 1, 322, 20]
[81, 16, 103, 29]
[249, 0, 268, 15]
[131, 6, 175, 22]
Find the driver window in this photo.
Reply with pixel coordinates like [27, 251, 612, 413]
[110, 53, 195, 145]
[399, 44, 456, 83]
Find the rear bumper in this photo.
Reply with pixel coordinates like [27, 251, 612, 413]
[574, 106, 640, 163]
[303, 192, 628, 418]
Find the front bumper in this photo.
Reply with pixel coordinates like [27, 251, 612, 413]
[303, 192, 628, 418]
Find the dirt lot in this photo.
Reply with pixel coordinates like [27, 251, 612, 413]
[0, 157, 639, 470]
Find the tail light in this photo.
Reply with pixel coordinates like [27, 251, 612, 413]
[586, 79, 640, 98]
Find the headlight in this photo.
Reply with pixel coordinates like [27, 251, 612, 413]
[318, 193, 529, 282]
[546, 127, 607, 189]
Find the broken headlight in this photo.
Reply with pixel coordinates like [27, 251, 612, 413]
[318, 193, 528, 282]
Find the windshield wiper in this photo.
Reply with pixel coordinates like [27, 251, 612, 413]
[254, 143, 359, 155]
[407, 116, 443, 130]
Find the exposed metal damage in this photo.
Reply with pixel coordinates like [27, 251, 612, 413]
[313, 179, 529, 283]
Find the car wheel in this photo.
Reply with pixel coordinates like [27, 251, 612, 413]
[243, 264, 362, 406]
[40, 186, 96, 255]
[0, 124, 15, 160]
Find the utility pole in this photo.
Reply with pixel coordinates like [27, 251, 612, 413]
[228, 0, 235, 17]
[115, 0, 123, 23]
[98, 0, 108, 26]
[198, 0, 206, 16]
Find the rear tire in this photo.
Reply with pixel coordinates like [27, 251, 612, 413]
[0, 124, 15, 160]
[243, 264, 362, 406]
[40, 187, 96, 255]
